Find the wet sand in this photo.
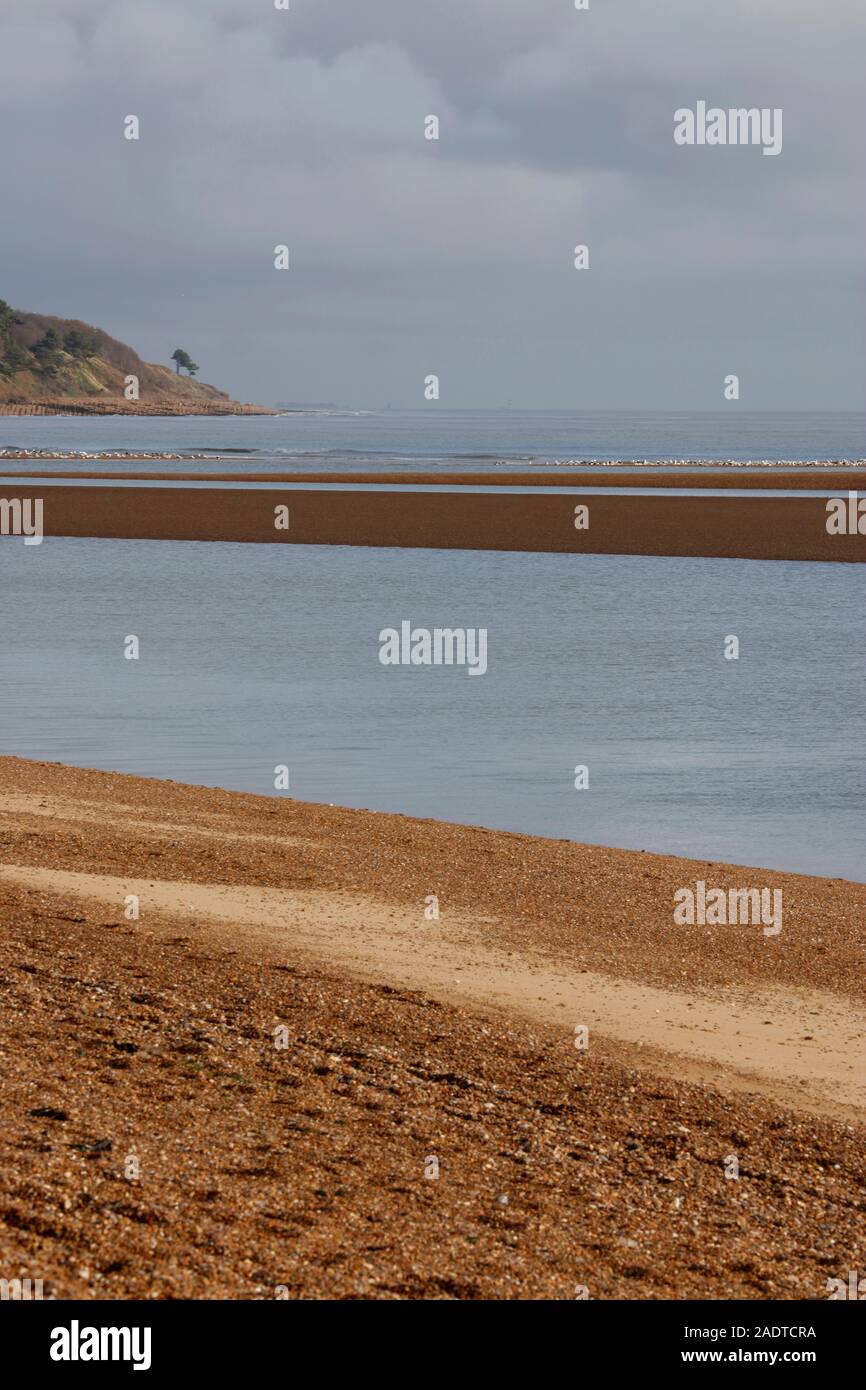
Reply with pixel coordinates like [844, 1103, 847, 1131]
[1, 481, 863, 560]
[0, 757, 863, 1299]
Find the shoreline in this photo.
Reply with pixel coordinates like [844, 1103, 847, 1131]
[0, 755, 863, 1299]
[2, 480, 862, 560]
[0, 402, 276, 417]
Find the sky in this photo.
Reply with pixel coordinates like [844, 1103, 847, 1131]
[1, 0, 863, 409]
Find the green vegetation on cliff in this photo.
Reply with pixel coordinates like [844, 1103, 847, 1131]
[0, 300, 241, 410]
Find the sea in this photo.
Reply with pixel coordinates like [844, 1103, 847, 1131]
[1, 410, 863, 880]
[1, 407, 865, 471]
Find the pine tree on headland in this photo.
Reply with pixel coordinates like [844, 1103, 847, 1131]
[63, 328, 97, 358]
[0, 299, 19, 343]
[171, 347, 199, 376]
[32, 328, 62, 374]
[0, 300, 27, 377]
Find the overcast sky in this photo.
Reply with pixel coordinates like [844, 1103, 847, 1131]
[1, 0, 863, 408]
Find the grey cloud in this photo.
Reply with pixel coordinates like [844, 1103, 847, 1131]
[0, 0, 861, 407]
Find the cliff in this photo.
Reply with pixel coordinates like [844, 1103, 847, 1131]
[0, 302, 273, 415]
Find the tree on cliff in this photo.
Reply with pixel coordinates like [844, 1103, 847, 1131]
[32, 328, 62, 374]
[0, 300, 19, 340]
[63, 328, 98, 358]
[0, 300, 28, 376]
[171, 348, 199, 376]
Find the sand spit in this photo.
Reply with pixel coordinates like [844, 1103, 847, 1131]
[0, 757, 863, 1299]
[0, 482, 863, 560]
